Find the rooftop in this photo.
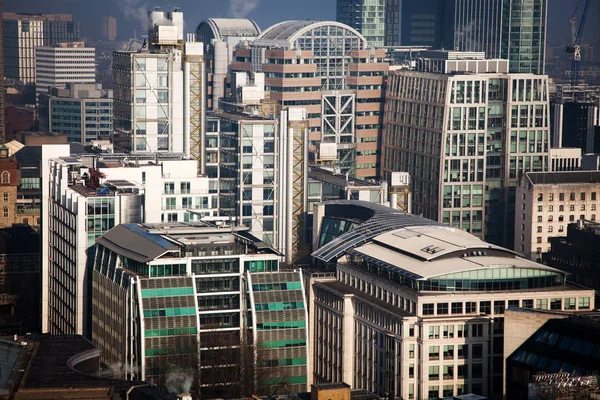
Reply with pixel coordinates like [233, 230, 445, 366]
[207, 110, 275, 122]
[525, 171, 600, 185]
[198, 18, 261, 40]
[308, 167, 379, 188]
[254, 20, 367, 49]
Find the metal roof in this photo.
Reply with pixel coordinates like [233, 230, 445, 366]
[96, 224, 179, 263]
[525, 171, 600, 186]
[254, 20, 367, 49]
[197, 18, 261, 40]
[311, 200, 441, 263]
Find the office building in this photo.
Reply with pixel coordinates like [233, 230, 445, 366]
[3, 13, 80, 85]
[543, 220, 600, 301]
[38, 83, 113, 144]
[400, 0, 548, 74]
[548, 148, 582, 172]
[113, 8, 204, 165]
[42, 149, 217, 335]
[92, 221, 308, 396]
[34, 42, 96, 103]
[336, 0, 399, 47]
[195, 18, 262, 110]
[232, 21, 389, 178]
[515, 171, 600, 261]
[552, 101, 600, 152]
[309, 200, 595, 399]
[101, 16, 117, 41]
[504, 308, 600, 400]
[382, 51, 551, 248]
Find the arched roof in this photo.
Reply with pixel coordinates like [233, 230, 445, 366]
[254, 20, 367, 49]
[195, 18, 261, 42]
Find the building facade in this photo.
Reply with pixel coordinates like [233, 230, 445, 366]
[3, 13, 80, 84]
[309, 200, 595, 400]
[112, 9, 204, 165]
[515, 171, 600, 261]
[382, 51, 551, 248]
[39, 83, 113, 144]
[34, 42, 96, 103]
[42, 150, 217, 335]
[232, 21, 389, 179]
[336, 0, 399, 47]
[92, 222, 308, 396]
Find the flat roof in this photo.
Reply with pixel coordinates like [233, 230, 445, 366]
[309, 167, 379, 188]
[525, 171, 600, 185]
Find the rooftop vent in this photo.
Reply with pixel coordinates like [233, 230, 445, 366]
[421, 245, 443, 255]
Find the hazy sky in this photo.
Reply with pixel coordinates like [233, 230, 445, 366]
[4, 0, 599, 47]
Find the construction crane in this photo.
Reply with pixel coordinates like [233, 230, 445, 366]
[565, 0, 591, 86]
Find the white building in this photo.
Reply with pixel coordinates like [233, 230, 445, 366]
[42, 149, 217, 335]
[515, 171, 600, 262]
[112, 9, 204, 165]
[309, 201, 595, 400]
[35, 42, 96, 103]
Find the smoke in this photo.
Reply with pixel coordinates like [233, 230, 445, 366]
[119, 0, 150, 34]
[228, 0, 259, 18]
[166, 369, 194, 394]
[108, 362, 139, 379]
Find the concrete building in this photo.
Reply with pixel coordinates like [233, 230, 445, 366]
[101, 16, 117, 41]
[92, 221, 308, 396]
[195, 18, 261, 110]
[382, 51, 551, 248]
[2, 13, 80, 85]
[336, 0, 399, 47]
[515, 171, 600, 261]
[34, 42, 96, 104]
[232, 21, 389, 179]
[112, 8, 204, 166]
[543, 220, 600, 302]
[309, 200, 595, 400]
[504, 308, 600, 400]
[548, 147, 582, 172]
[39, 83, 113, 144]
[42, 149, 217, 336]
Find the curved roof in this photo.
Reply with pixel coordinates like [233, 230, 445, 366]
[196, 18, 261, 41]
[312, 200, 441, 263]
[254, 20, 367, 49]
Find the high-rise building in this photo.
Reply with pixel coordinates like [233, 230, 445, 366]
[400, 0, 548, 74]
[112, 9, 204, 165]
[0, 0, 5, 143]
[38, 83, 113, 144]
[231, 21, 389, 179]
[101, 16, 117, 41]
[336, 0, 399, 47]
[34, 42, 96, 103]
[515, 171, 600, 261]
[92, 221, 309, 396]
[381, 51, 551, 248]
[309, 200, 595, 399]
[2, 13, 80, 84]
[42, 149, 217, 335]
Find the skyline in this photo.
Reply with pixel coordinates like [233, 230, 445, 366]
[4, 0, 600, 49]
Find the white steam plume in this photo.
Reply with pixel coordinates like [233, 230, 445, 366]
[166, 369, 194, 394]
[119, 0, 150, 34]
[228, 0, 259, 18]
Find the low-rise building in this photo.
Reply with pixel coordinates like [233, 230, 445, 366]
[514, 171, 600, 261]
[309, 200, 595, 400]
[92, 221, 309, 397]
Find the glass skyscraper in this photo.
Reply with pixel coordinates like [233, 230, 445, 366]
[336, 0, 399, 47]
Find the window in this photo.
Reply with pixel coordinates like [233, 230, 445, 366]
[550, 298, 562, 310]
[443, 365, 454, 380]
[457, 324, 468, 338]
[471, 344, 483, 359]
[559, 193, 565, 201]
[428, 386, 439, 400]
[570, 215, 575, 222]
[443, 325, 454, 338]
[451, 302, 463, 314]
[457, 345, 467, 359]
[429, 326, 440, 339]
[409, 343, 415, 358]
[423, 303, 434, 315]
[564, 298, 576, 310]
[457, 364, 467, 378]
[522, 299, 534, 308]
[592, 192, 597, 201]
[537, 194, 543, 201]
[480, 301, 491, 314]
[537, 226, 542, 232]
[443, 345, 454, 359]
[409, 363, 414, 378]
[570, 205, 575, 211]
[537, 216, 542, 222]
[494, 300, 505, 314]
[428, 365, 440, 380]
[409, 324, 415, 337]
[549, 205, 554, 212]
[570, 192, 576, 201]
[559, 215, 564, 222]
[592, 204, 597, 211]
[548, 215, 553, 222]
[472, 324, 483, 337]
[549, 193, 554, 201]
[559, 205, 564, 212]
[466, 302, 477, 313]
[581, 204, 586, 211]
[2, 193, 7, 202]
[581, 192, 586, 201]
[558, 225, 564, 232]
[548, 226, 553, 233]
[537, 205, 543, 212]
[579, 297, 590, 309]
[1, 171, 9, 184]
[437, 303, 448, 315]
[536, 299, 548, 309]
[537, 237, 542, 243]
[2, 207, 7, 217]
[429, 345, 440, 360]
